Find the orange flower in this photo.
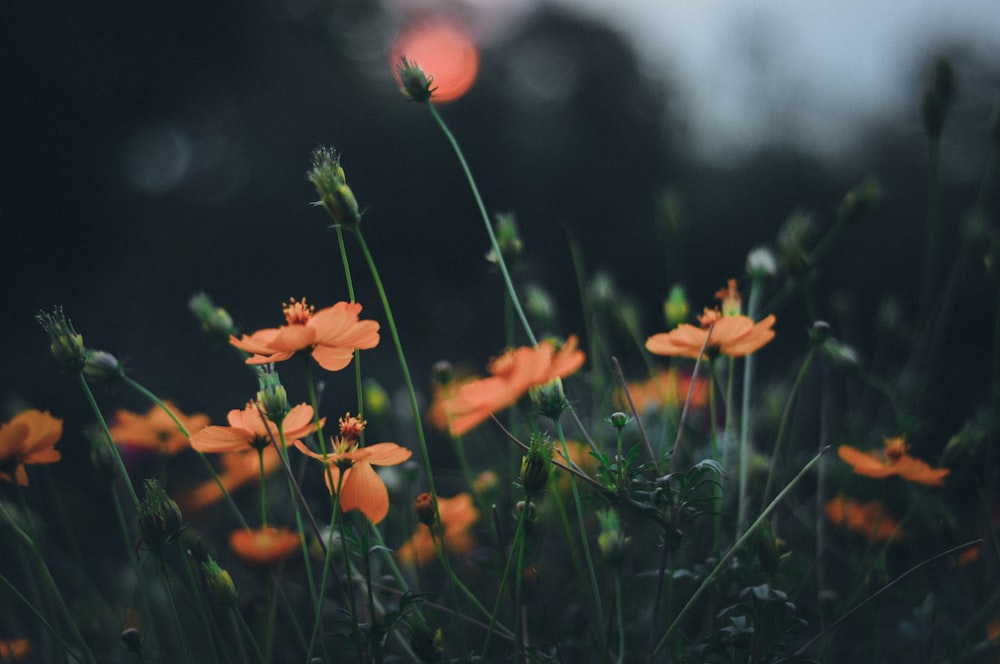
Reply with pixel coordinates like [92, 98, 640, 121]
[440, 336, 586, 436]
[616, 368, 709, 412]
[229, 526, 300, 567]
[824, 494, 901, 542]
[646, 279, 775, 359]
[189, 402, 322, 453]
[230, 298, 380, 372]
[295, 414, 412, 524]
[396, 493, 480, 566]
[0, 410, 62, 485]
[647, 307, 776, 359]
[176, 446, 282, 513]
[109, 401, 209, 455]
[837, 436, 950, 487]
[0, 638, 31, 661]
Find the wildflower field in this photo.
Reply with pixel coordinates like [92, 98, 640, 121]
[3, 6, 1000, 664]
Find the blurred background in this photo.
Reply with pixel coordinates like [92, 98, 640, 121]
[3, 0, 999, 453]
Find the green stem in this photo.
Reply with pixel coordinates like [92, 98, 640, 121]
[158, 555, 195, 662]
[555, 420, 608, 659]
[737, 279, 764, 535]
[653, 446, 829, 656]
[426, 104, 537, 346]
[759, 345, 818, 510]
[482, 496, 531, 659]
[232, 608, 266, 664]
[78, 373, 140, 508]
[0, 571, 88, 664]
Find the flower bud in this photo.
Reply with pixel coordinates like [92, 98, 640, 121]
[256, 367, 289, 424]
[607, 412, 630, 430]
[120, 628, 142, 654]
[485, 213, 523, 267]
[837, 177, 882, 225]
[363, 379, 390, 419]
[596, 509, 627, 567]
[745, 247, 778, 279]
[663, 285, 688, 329]
[188, 292, 235, 341]
[529, 377, 568, 422]
[138, 479, 183, 555]
[397, 57, 436, 103]
[809, 321, 831, 344]
[520, 434, 553, 497]
[202, 557, 237, 607]
[82, 349, 125, 384]
[414, 492, 436, 527]
[36, 307, 86, 372]
[308, 147, 361, 230]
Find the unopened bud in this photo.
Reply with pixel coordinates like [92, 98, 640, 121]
[529, 377, 568, 421]
[837, 177, 882, 225]
[309, 147, 361, 230]
[414, 492, 436, 527]
[188, 292, 235, 340]
[607, 412, 630, 430]
[203, 557, 237, 607]
[138, 479, 184, 555]
[663, 285, 688, 328]
[596, 509, 627, 567]
[520, 434, 553, 496]
[36, 307, 86, 372]
[486, 213, 523, 267]
[256, 367, 288, 424]
[82, 349, 124, 384]
[120, 627, 142, 654]
[397, 57, 436, 103]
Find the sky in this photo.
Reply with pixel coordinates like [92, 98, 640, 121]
[423, 0, 1000, 162]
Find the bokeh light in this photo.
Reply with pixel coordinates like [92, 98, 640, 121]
[390, 20, 479, 103]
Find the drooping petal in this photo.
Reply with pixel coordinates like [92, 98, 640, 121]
[260, 325, 317, 353]
[721, 315, 776, 356]
[281, 404, 321, 441]
[310, 344, 359, 372]
[309, 302, 381, 349]
[190, 426, 254, 453]
[340, 461, 391, 523]
[893, 456, 950, 486]
[230, 329, 284, 355]
[645, 325, 709, 358]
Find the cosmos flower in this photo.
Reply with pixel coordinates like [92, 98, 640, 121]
[0, 638, 31, 661]
[229, 526, 300, 567]
[295, 414, 412, 524]
[230, 299, 380, 372]
[109, 401, 209, 456]
[837, 436, 950, 487]
[0, 410, 62, 485]
[396, 493, 480, 566]
[439, 336, 586, 436]
[189, 402, 322, 454]
[824, 494, 901, 542]
[646, 280, 775, 360]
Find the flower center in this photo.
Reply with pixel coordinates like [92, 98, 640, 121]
[338, 413, 366, 442]
[282, 297, 314, 325]
[884, 437, 907, 464]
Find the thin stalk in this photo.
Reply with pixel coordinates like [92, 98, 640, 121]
[331, 223, 366, 421]
[78, 373, 139, 508]
[759, 345, 818, 510]
[794, 539, 982, 657]
[737, 278, 764, 535]
[232, 609, 266, 664]
[158, 555, 195, 662]
[555, 419, 608, 659]
[123, 375, 248, 528]
[0, 572, 87, 664]
[426, 104, 537, 346]
[670, 325, 714, 472]
[611, 356, 655, 467]
[614, 572, 625, 663]
[654, 446, 829, 656]
[482, 496, 531, 659]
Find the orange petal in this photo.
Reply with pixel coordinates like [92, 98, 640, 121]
[189, 426, 253, 453]
[361, 442, 412, 466]
[310, 345, 357, 372]
[837, 445, 896, 478]
[340, 461, 391, 523]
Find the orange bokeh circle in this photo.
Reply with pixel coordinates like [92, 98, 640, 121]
[391, 21, 479, 103]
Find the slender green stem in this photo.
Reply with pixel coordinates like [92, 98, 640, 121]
[232, 608, 266, 664]
[123, 375, 248, 528]
[555, 420, 608, 659]
[482, 496, 531, 659]
[426, 104, 537, 346]
[352, 229, 442, 519]
[331, 224, 366, 422]
[158, 555, 195, 662]
[78, 373, 140, 508]
[614, 572, 625, 664]
[653, 446, 829, 656]
[737, 279, 764, 535]
[759, 345, 818, 510]
[0, 571, 88, 664]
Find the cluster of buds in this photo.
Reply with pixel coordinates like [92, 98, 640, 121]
[37, 307, 125, 382]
